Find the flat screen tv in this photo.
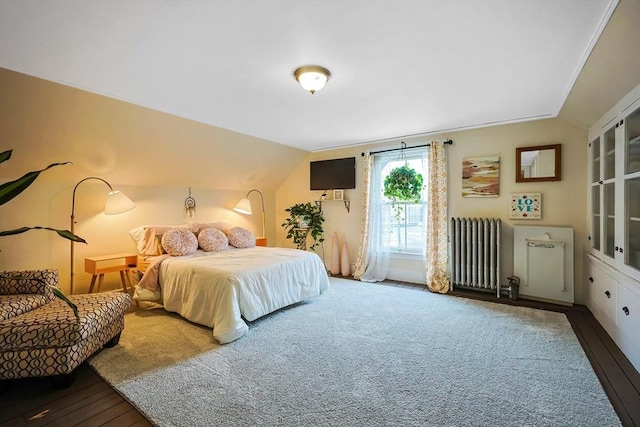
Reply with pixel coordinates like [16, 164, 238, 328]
[310, 157, 356, 190]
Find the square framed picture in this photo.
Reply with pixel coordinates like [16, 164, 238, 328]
[333, 189, 344, 200]
[510, 193, 541, 219]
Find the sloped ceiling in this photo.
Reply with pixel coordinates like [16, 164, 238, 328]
[0, 0, 629, 152]
[559, 0, 640, 128]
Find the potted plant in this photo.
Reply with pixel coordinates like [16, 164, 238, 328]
[0, 149, 85, 316]
[281, 202, 325, 250]
[383, 164, 424, 218]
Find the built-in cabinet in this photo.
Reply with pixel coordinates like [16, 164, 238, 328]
[587, 83, 640, 372]
[587, 257, 640, 371]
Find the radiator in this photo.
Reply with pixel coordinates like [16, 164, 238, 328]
[450, 217, 502, 297]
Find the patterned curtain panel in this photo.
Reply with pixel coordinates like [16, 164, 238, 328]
[353, 152, 390, 282]
[353, 152, 372, 280]
[425, 141, 449, 293]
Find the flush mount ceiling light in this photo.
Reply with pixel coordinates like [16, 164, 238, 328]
[294, 65, 331, 94]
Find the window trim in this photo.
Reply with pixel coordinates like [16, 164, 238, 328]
[374, 147, 428, 255]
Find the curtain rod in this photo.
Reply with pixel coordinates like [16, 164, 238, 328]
[360, 139, 453, 156]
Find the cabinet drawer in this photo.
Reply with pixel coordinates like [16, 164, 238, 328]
[588, 263, 617, 320]
[617, 282, 640, 341]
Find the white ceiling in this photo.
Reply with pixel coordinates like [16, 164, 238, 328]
[0, 0, 618, 152]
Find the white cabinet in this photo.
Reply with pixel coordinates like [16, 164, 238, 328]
[587, 84, 640, 372]
[617, 279, 640, 367]
[588, 260, 617, 320]
[587, 85, 640, 371]
[588, 84, 640, 280]
[587, 257, 640, 371]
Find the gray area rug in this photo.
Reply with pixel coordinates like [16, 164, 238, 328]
[89, 278, 621, 427]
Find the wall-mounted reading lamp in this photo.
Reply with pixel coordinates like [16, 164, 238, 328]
[233, 189, 265, 238]
[70, 177, 135, 294]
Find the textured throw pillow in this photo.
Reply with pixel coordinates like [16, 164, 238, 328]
[198, 228, 229, 252]
[227, 226, 256, 248]
[129, 224, 197, 255]
[161, 228, 198, 256]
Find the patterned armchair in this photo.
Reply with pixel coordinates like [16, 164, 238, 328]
[0, 269, 131, 388]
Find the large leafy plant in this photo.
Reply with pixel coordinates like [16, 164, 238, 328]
[281, 202, 325, 250]
[0, 149, 85, 316]
[0, 150, 85, 242]
[383, 164, 424, 218]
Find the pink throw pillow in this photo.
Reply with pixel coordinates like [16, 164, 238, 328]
[227, 226, 256, 248]
[198, 228, 229, 252]
[161, 228, 198, 256]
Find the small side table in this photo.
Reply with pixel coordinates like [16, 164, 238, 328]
[256, 237, 268, 247]
[85, 253, 138, 293]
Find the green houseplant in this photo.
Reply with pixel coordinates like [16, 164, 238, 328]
[281, 202, 325, 250]
[0, 149, 85, 316]
[383, 164, 424, 218]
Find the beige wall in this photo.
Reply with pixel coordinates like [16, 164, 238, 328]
[276, 118, 588, 303]
[1, 68, 589, 304]
[0, 69, 307, 293]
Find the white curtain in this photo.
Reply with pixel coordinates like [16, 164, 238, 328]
[424, 141, 449, 293]
[353, 151, 390, 282]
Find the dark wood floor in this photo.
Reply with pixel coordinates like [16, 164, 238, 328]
[1, 280, 638, 427]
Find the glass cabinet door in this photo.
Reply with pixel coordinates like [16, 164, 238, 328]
[604, 182, 615, 258]
[626, 106, 640, 174]
[591, 137, 601, 252]
[628, 177, 640, 271]
[603, 124, 616, 261]
[604, 125, 616, 180]
[588, 87, 640, 282]
[592, 137, 601, 183]
[592, 185, 601, 251]
[624, 106, 640, 272]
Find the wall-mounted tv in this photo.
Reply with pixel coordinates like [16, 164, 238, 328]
[310, 157, 356, 190]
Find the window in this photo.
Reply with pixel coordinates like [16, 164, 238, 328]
[373, 148, 428, 255]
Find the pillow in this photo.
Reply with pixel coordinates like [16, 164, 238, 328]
[227, 226, 256, 248]
[198, 228, 229, 252]
[129, 224, 197, 256]
[161, 228, 198, 256]
[0, 269, 58, 298]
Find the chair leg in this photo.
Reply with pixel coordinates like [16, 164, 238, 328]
[49, 372, 76, 389]
[104, 332, 122, 348]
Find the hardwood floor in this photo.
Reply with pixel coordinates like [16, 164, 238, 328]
[1, 281, 638, 427]
[0, 364, 151, 427]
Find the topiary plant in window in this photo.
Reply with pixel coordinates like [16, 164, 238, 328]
[281, 202, 325, 250]
[383, 164, 424, 219]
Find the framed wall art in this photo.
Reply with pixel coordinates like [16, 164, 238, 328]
[462, 155, 500, 197]
[333, 189, 344, 200]
[510, 193, 541, 219]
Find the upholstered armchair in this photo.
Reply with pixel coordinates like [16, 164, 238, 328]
[0, 269, 131, 388]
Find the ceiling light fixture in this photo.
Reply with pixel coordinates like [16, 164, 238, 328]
[294, 65, 331, 94]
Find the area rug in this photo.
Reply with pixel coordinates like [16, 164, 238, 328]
[89, 278, 621, 427]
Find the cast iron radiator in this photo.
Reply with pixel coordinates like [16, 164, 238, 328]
[450, 217, 502, 297]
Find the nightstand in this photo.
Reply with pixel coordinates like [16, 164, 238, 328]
[85, 253, 138, 293]
[256, 237, 268, 247]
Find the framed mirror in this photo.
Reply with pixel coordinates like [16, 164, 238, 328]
[516, 144, 561, 183]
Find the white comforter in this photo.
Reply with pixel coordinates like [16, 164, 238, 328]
[140, 247, 329, 343]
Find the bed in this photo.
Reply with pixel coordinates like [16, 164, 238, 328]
[135, 245, 330, 344]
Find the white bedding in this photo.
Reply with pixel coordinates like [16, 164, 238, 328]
[138, 247, 329, 343]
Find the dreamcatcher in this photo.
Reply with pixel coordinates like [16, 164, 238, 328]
[184, 187, 196, 218]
